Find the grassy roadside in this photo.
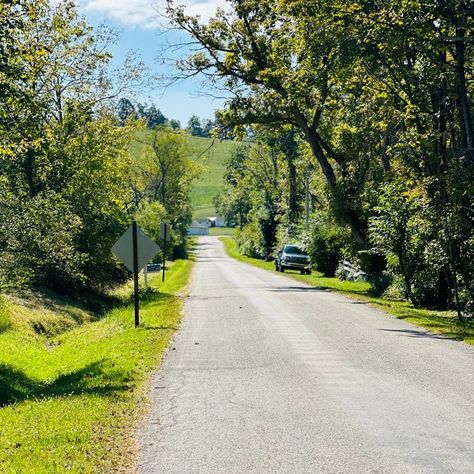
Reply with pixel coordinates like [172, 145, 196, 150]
[209, 227, 236, 236]
[220, 236, 474, 345]
[0, 258, 194, 472]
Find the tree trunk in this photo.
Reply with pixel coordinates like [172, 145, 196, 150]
[24, 147, 38, 197]
[281, 133, 299, 222]
[455, 28, 474, 161]
[287, 155, 298, 222]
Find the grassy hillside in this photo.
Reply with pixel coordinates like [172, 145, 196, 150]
[0, 258, 194, 472]
[129, 130, 238, 219]
[187, 136, 237, 218]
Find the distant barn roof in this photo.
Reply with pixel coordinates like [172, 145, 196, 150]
[189, 221, 209, 229]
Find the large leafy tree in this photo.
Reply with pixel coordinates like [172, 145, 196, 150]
[355, 1, 474, 316]
[166, 0, 384, 247]
[168, 0, 474, 316]
[132, 127, 201, 244]
[0, 0, 140, 293]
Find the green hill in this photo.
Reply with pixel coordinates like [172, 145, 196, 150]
[130, 131, 238, 219]
[187, 136, 237, 218]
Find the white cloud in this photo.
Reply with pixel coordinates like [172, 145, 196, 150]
[80, 0, 228, 28]
[179, 0, 227, 21]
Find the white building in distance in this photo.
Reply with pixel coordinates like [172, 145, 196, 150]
[188, 221, 209, 236]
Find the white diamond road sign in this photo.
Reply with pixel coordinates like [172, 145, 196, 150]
[112, 224, 159, 273]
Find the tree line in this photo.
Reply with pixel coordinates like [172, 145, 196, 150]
[0, 0, 198, 298]
[116, 98, 181, 129]
[117, 98, 217, 138]
[167, 0, 474, 319]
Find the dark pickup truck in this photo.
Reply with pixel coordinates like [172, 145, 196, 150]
[275, 244, 312, 275]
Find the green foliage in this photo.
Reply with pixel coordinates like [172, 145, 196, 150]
[116, 97, 136, 124]
[216, 129, 306, 259]
[369, 179, 430, 305]
[169, 0, 474, 318]
[136, 201, 169, 261]
[136, 202, 168, 244]
[235, 221, 266, 259]
[0, 1, 140, 295]
[369, 175, 474, 313]
[57, 110, 134, 292]
[138, 103, 167, 128]
[129, 132, 239, 221]
[187, 115, 214, 137]
[215, 144, 252, 227]
[0, 105, 135, 293]
[168, 0, 384, 246]
[0, 190, 83, 289]
[306, 223, 352, 277]
[131, 127, 200, 247]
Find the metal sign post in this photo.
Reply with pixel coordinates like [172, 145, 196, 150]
[112, 222, 159, 327]
[132, 221, 139, 327]
[143, 264, 148, 289]
[162, 224, 167, 282]
[160, 223, 171, 283]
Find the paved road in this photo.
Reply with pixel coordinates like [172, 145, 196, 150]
[139, 236, 474, 473]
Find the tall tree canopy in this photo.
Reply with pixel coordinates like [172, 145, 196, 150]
[166, 0, 378, 246]
[0, 0, 140, 293]
[167, 0, 474, 317]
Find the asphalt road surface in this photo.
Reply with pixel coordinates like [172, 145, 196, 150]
[139, 236, 474, 473]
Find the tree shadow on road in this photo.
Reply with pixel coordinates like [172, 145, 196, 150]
[378, 328, 449, 340]
[267, 286, 330, 293]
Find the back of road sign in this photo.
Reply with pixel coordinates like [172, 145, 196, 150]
[160, 223, 171, 242]
[112, 224, 159, 272]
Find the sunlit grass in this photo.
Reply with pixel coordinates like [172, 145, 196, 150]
[0, 258, 194, 472]
[186, 136, 237, 217]
[209, 227, 236, 236]
[220, 236, 473, 345]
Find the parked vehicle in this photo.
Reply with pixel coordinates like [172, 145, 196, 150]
[146, 263, 162, 272]
[275, 244, 311, 275]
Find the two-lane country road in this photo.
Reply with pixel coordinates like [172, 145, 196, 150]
[139, 236, 474, 473]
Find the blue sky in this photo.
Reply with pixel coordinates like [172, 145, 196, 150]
[77, 0, 228, 125]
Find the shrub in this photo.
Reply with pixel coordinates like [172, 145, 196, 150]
[307, 225, 351, 277]
[236, 221, 267, 259]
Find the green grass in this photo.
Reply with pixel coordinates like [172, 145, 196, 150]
[129, 131, 238, 219]
[0, 258, 194, 472]
[187, 136, 237, 218]
[209, 227, 236, 236]
[220, 236, 474, 345]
